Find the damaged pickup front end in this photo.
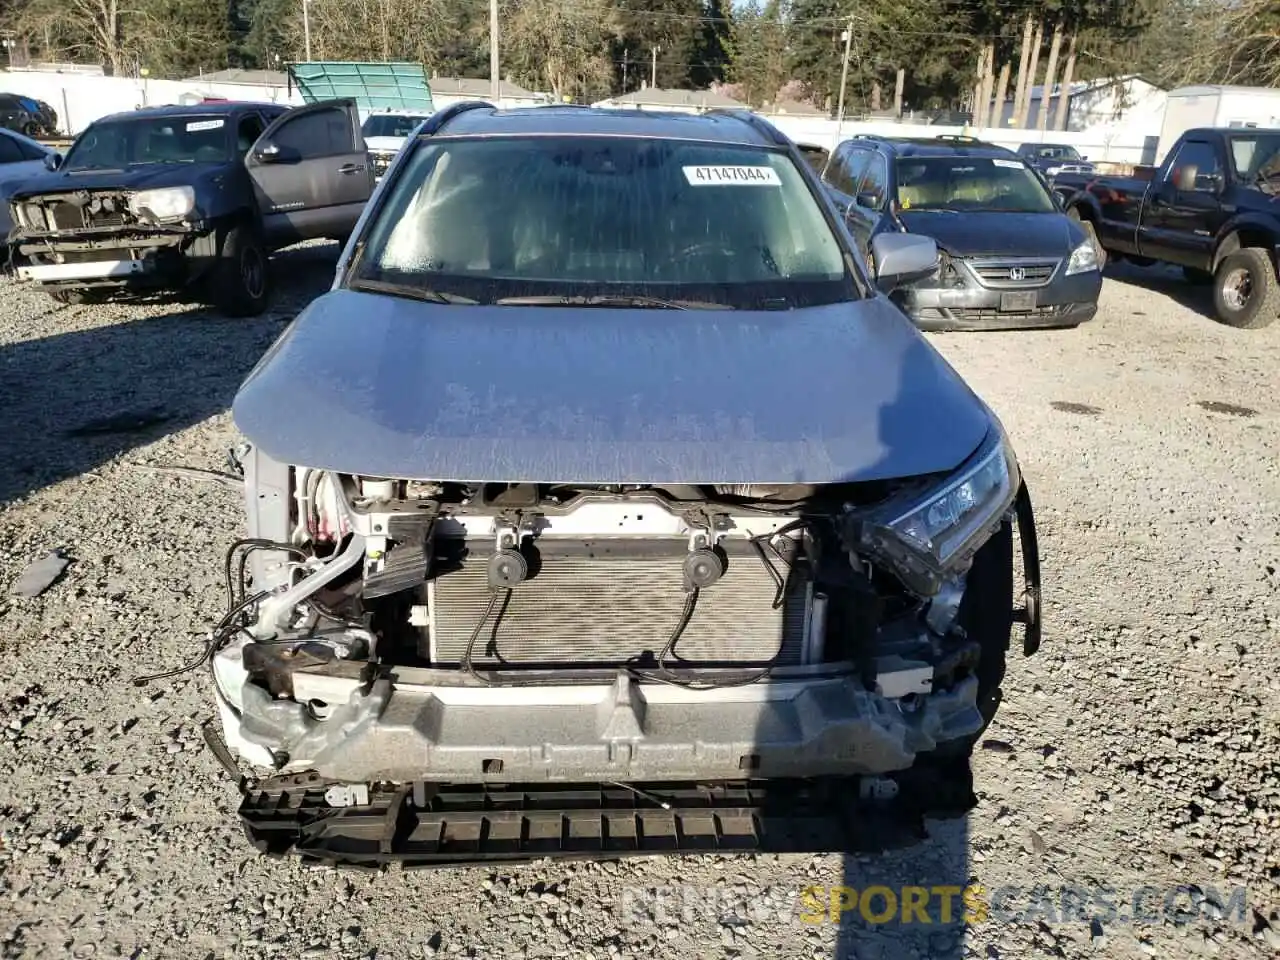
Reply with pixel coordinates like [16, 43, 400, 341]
[186, 290, 1043, 866]
[7, 186, 219, 298]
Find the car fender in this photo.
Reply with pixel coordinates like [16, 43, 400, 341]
[1211, 214, 1280, 274]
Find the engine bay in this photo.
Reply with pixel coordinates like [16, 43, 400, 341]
[212, 465, 990, 702]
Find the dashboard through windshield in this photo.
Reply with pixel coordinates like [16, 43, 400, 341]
[350, 136, 858, 310]
[63, 115, 233, 169]
[896, 156, 1057, 213]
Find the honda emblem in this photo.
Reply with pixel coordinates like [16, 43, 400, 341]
[1009, 267, 1027, 281]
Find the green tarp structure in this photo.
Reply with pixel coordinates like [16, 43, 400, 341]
[288, 62, 435, 113]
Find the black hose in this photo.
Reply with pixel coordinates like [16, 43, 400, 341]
[132, 590, 268, 687]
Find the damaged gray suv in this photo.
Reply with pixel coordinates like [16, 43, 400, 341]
[177, 104, 1042, 865]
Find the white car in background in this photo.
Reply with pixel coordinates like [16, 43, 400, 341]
[361, 109, 433, 182]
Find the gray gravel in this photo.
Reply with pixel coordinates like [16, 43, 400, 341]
[0, 250, 1276, 960]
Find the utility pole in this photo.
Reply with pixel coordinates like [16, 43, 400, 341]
[489, 0, 500, 101]
[1054, 33, 1077, 131]
[835, 18, 853, 143]
[893, 67, 905, 118]
[650, 46, 659, 88]
[303, 0, 312, 62]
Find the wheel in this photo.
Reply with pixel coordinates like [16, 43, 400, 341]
[1183, 266, 1213, 285]
[205, 223, 269, 317]
[1213, 248, 1280, 329]
[21, 121, 38, 137]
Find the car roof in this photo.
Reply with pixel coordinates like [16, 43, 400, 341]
[841, 135, 1017, 160]
[91, 102, 279, 125]
[0, 126, 53, 154]
[434, 105, 779, 146]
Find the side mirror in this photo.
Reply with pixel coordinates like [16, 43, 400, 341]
[253, 141, 301, 164]
[870, 233, 939, 292]
[856, 191, 881, 210]
[43, 152, 62, 172]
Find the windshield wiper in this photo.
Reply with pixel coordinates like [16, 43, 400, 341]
[493, 295, 733, 310]
[349, 278, 477, 304]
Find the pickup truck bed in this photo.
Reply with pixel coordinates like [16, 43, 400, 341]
[1053, 126, 1280, 329]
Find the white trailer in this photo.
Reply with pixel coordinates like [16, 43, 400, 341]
[1158, 85, 1280, 162]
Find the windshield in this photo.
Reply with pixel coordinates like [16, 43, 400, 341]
[362, 114, 431, 139]
[1228, 134, 1280, 194]
[63, 115, 232, 170]
[352, 136, 855, 309]
[896, 156, 1057, 213]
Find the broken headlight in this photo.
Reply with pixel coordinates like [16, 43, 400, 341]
[848, 428, 1019, 597]
[128, 186, 195, 222]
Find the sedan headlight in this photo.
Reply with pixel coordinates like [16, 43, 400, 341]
[1065, 237, 1099, 276]
[846, 430, 1019, 597]
[128, 186, 195, 222]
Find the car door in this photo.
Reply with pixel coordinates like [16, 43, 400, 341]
[844, 151, 889, 260]
[821, 144, 869, 221]
[1138, 138, 1226, 269]
[245, 98, 373, 247]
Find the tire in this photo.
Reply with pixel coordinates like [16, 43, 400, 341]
[21, 121, 38, 137]
[1212, 248, 1280, 330]
[205, 223, 269, 317]
[1183, 266, 1213, 285]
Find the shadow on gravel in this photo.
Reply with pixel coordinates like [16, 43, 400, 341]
[1103, 260, 1217, 319]
[0, 243, 338, 506]
[784, 335, 969, 960]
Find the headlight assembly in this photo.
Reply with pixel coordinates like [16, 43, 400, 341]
[845, 429, 1020, 597]
[1065, 237, 1100, 276]
[128, 186, 195, 222]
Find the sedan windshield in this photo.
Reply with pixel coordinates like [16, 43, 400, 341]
[352, 136, 856, 309]
[362, 114, 431, 138]
[62, 115, 232, 170]
[896, 156, 1057, 213]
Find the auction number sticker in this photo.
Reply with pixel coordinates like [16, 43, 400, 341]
[186, 119, 226, 132]
[683, 165, 781, 186]
[992, 158, 1024, 168]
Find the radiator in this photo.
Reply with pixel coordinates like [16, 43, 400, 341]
[425, 538, 810, 668]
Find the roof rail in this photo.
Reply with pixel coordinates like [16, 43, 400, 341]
[934, 134, 983, 143]
[704, 108, 790, 146]
[419, 100, 495, 136]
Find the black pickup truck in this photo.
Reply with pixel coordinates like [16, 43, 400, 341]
[1053, 127, 1280, 329]
[6, 99, 375, 315]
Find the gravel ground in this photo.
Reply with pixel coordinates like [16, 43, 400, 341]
[0, 248, 1277, 960]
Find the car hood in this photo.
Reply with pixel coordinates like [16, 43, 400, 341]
[365, 136, 406, 153]
[899, 210, 1078, 258]
[9, 163, 225, 198]
[232, 289, 993, 485]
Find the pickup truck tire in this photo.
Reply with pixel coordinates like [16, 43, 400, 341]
[1213, 248, 1280, 329]
[207, 224, 269, 318]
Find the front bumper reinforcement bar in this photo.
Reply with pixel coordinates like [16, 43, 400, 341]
[238, 769, 977, 868]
